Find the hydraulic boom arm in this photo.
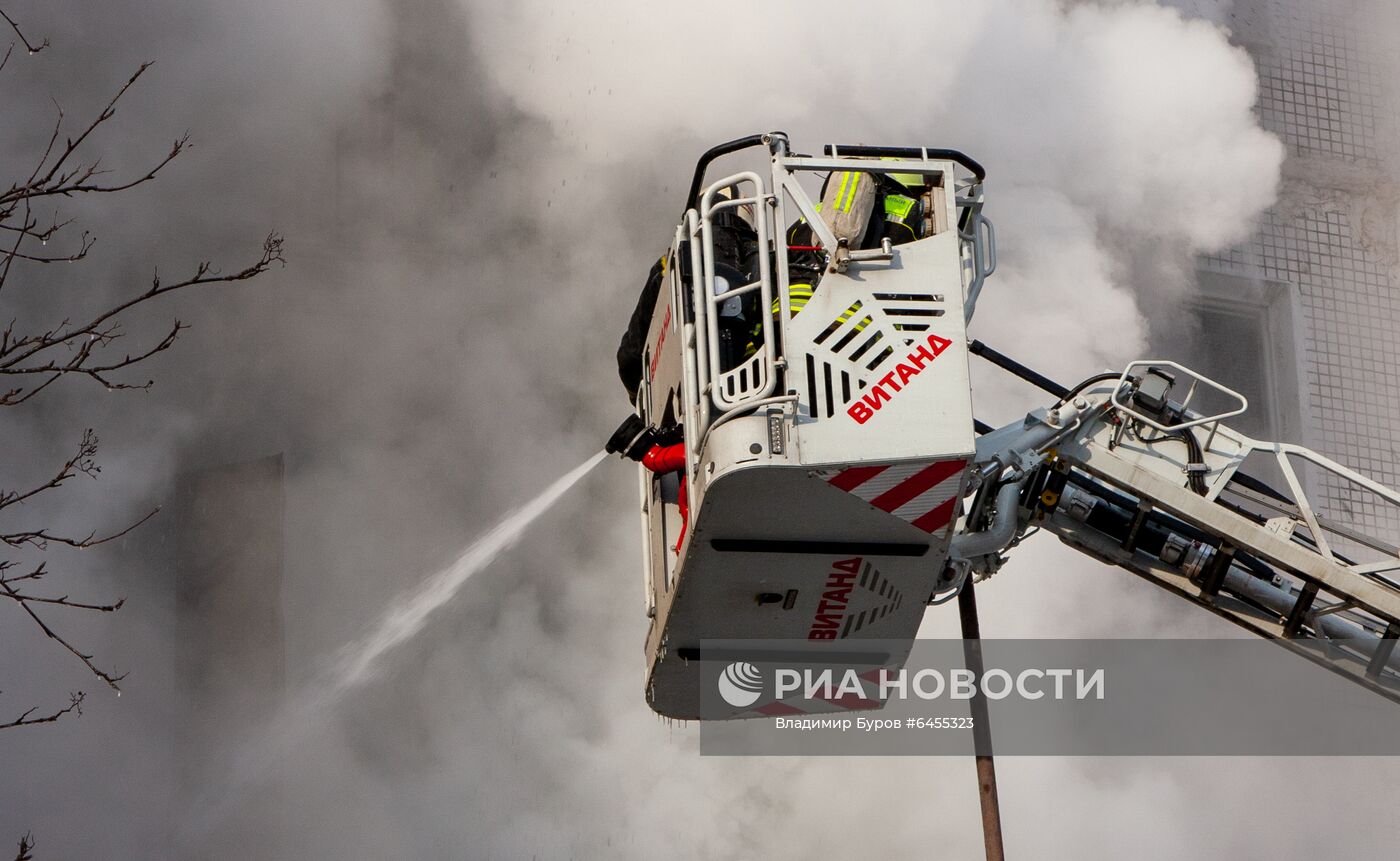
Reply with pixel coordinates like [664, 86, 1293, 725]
[952, 343, 1400, 704]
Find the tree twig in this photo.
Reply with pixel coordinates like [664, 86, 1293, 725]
[0, 692, 83, 730]
[0, 9, 48, 54]
[0, 575, 126, 690]
[0, 430, 98, 514]
[11, 832, 34, 861]
[0, 14, 281, 724]
[2, 506, 158, 551]
[0, 233, 283, 403]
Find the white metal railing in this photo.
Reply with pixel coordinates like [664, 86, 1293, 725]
[676, 212, 704, 560]
[1242, 441, 1400, 577]
[1109, 360, 1249, 434]
[696, 171, 778, 413]
[1102, 360, 1400, 584]
[680, 149, 991, 439]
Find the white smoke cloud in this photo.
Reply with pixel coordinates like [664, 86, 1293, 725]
[469, 0, 1281, 386]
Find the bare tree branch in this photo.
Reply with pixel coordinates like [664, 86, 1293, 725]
[0, 430, 130, 690]
[0, 64, 190, 303]
[0, 9, 280, 735]
[0, 591, 124, 612]
[0, 574, 126, 690]
[2, 506, 158, 551]
[0, 692, 83, 730]
[0, 233, 283, 403]
[11, 832, 34, 861]
[0, 212, 74, 241]
[0, 9, 48, 55]
[0, 229, 91, 264]
[0, 64, 162, 207]
[0, 429, 98, 514]
[0, 560, 46, 583]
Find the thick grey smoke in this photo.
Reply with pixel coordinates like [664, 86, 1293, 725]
[2, 1, 1397, 858]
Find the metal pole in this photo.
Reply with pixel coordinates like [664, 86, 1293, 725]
[957, 579, 1005, 861]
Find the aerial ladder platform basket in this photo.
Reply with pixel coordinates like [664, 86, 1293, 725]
[633, 132, 1400, 721]
[634, 133, 994, 719]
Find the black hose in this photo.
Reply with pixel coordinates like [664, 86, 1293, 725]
[1134, 426, 1207, 495]
[1175, 427, 1209, 496]
[1053, 372, 1125, 410]
[684, 133, 772, 212]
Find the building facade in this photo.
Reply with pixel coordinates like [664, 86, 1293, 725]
[1179, 0, 1400, 546]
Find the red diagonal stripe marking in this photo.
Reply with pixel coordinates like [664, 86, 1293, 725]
[755, 701, 804, 716]
[910, 496, 959, 534]
[822, 694, 880, 710]
[828, 464, 889, 492]
[868, 459, 966, 514]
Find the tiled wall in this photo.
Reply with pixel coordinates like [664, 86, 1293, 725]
[1200, 0, 1400, 545]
